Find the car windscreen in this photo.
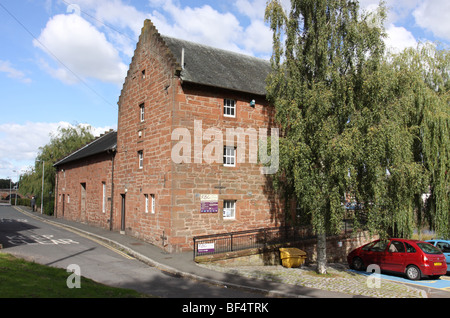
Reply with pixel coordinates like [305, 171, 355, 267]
[417, 243, 443, 255]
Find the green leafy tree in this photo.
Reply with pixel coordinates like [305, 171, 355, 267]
[0, 179, 15, 189]
[19, 124, 94, 215]
[265, 0, 389, 274]
[388, 44, 450, 238]
[358, 43, 449, 240]
[265, 0, 450, 274]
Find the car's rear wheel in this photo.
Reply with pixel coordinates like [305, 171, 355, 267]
[351, 257, 364, 271]
[405, 265, 421, 280]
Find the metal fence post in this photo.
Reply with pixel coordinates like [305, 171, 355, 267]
[230, 233, 233, 251]
[193, 237, 196, 260]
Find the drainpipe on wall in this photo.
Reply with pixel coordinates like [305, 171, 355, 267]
[109, 148, 116, 231]
[54, 169, 59, 218]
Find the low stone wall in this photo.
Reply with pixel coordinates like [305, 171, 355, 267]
[195, 231, 376, 266]
[294, 231, 376, 264]
[195, 244, 285, 266]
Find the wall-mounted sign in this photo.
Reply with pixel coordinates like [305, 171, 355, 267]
[200, 194, 218, 213]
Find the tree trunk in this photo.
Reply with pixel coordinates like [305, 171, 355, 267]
[316, 231, 327, 275]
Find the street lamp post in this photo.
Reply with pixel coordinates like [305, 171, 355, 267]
[41, 161, 44, 214]
[13, 170, 17, 206]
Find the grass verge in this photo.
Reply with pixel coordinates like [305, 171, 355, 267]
[0, 253, 151, 298]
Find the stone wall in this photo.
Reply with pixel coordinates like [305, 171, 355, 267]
[168, 83, 283, 251]
[114, 20, 176, 249]
[55, 152, 114, 230]
[196, 232, 377, 266]
[114, 20, 285, 253]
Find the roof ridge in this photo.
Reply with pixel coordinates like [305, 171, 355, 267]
[53, 130, 117, 167]
[160, 35, 270, 64]
[161, 34, 271, 96]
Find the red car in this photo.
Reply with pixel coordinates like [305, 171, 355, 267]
[347, 238, 447, 280]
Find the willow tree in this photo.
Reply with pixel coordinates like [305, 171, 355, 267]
[264, 0, 388, 274]
[19, 124, 94, 214]
[388, 44, 450, 238]
[418, 45, 450, 239]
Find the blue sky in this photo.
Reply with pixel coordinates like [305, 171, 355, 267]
[0, 0, 449, 181]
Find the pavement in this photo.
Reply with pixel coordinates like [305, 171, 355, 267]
[8, 205, 450, 298]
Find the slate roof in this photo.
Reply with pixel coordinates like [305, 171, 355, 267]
[161, 35, 271, 96]
[53, 130, 117, 167]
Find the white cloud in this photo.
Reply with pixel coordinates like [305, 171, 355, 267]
[33, 13, 128, 85]
[0, 60, 32, 83]
[241, 20, 273, 56]
[233, 0, 273, 56]
[0, 121, 65, 179]
[0, 121, 115, 180]
[413, 0, 450, 42]
[234, 0, 267, 20]
[146, 0, 273, 57]
[357, 1, 419, 53]
[0, 122, 63, 161]
[32, 0, 447, 89]
[359, 0, 422, 24]
[359, 0, 450, 47]
[385, 24, 418, 54]
[88, 0, 147, 37]
[69, 0, 147, 35]
[66, 0, 149, 58]
[150, 1, 244, 53]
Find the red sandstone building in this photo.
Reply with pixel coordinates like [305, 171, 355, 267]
[54, 20, 284, 253]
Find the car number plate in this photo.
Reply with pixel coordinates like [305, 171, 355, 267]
[434, 262, 442, 266]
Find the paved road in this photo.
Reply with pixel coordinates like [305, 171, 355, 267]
[0, 205, 264, 298]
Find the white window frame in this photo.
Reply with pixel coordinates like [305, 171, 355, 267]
[139, 103, 145, 122]
[145, 194, 149, 213]
[223, 146, 236, 167]
[224, 99, 236, 118]
[145, 194, 155, 214]
[223, 200, 236, 219]
[151, 194, 155, 214]
[138, 151, 144, 169]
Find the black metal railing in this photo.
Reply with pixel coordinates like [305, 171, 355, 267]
[193, 225, 316, 259]
[193, 214, 366, 259]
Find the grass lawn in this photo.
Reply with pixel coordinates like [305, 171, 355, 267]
[0, 253, 151, 298]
